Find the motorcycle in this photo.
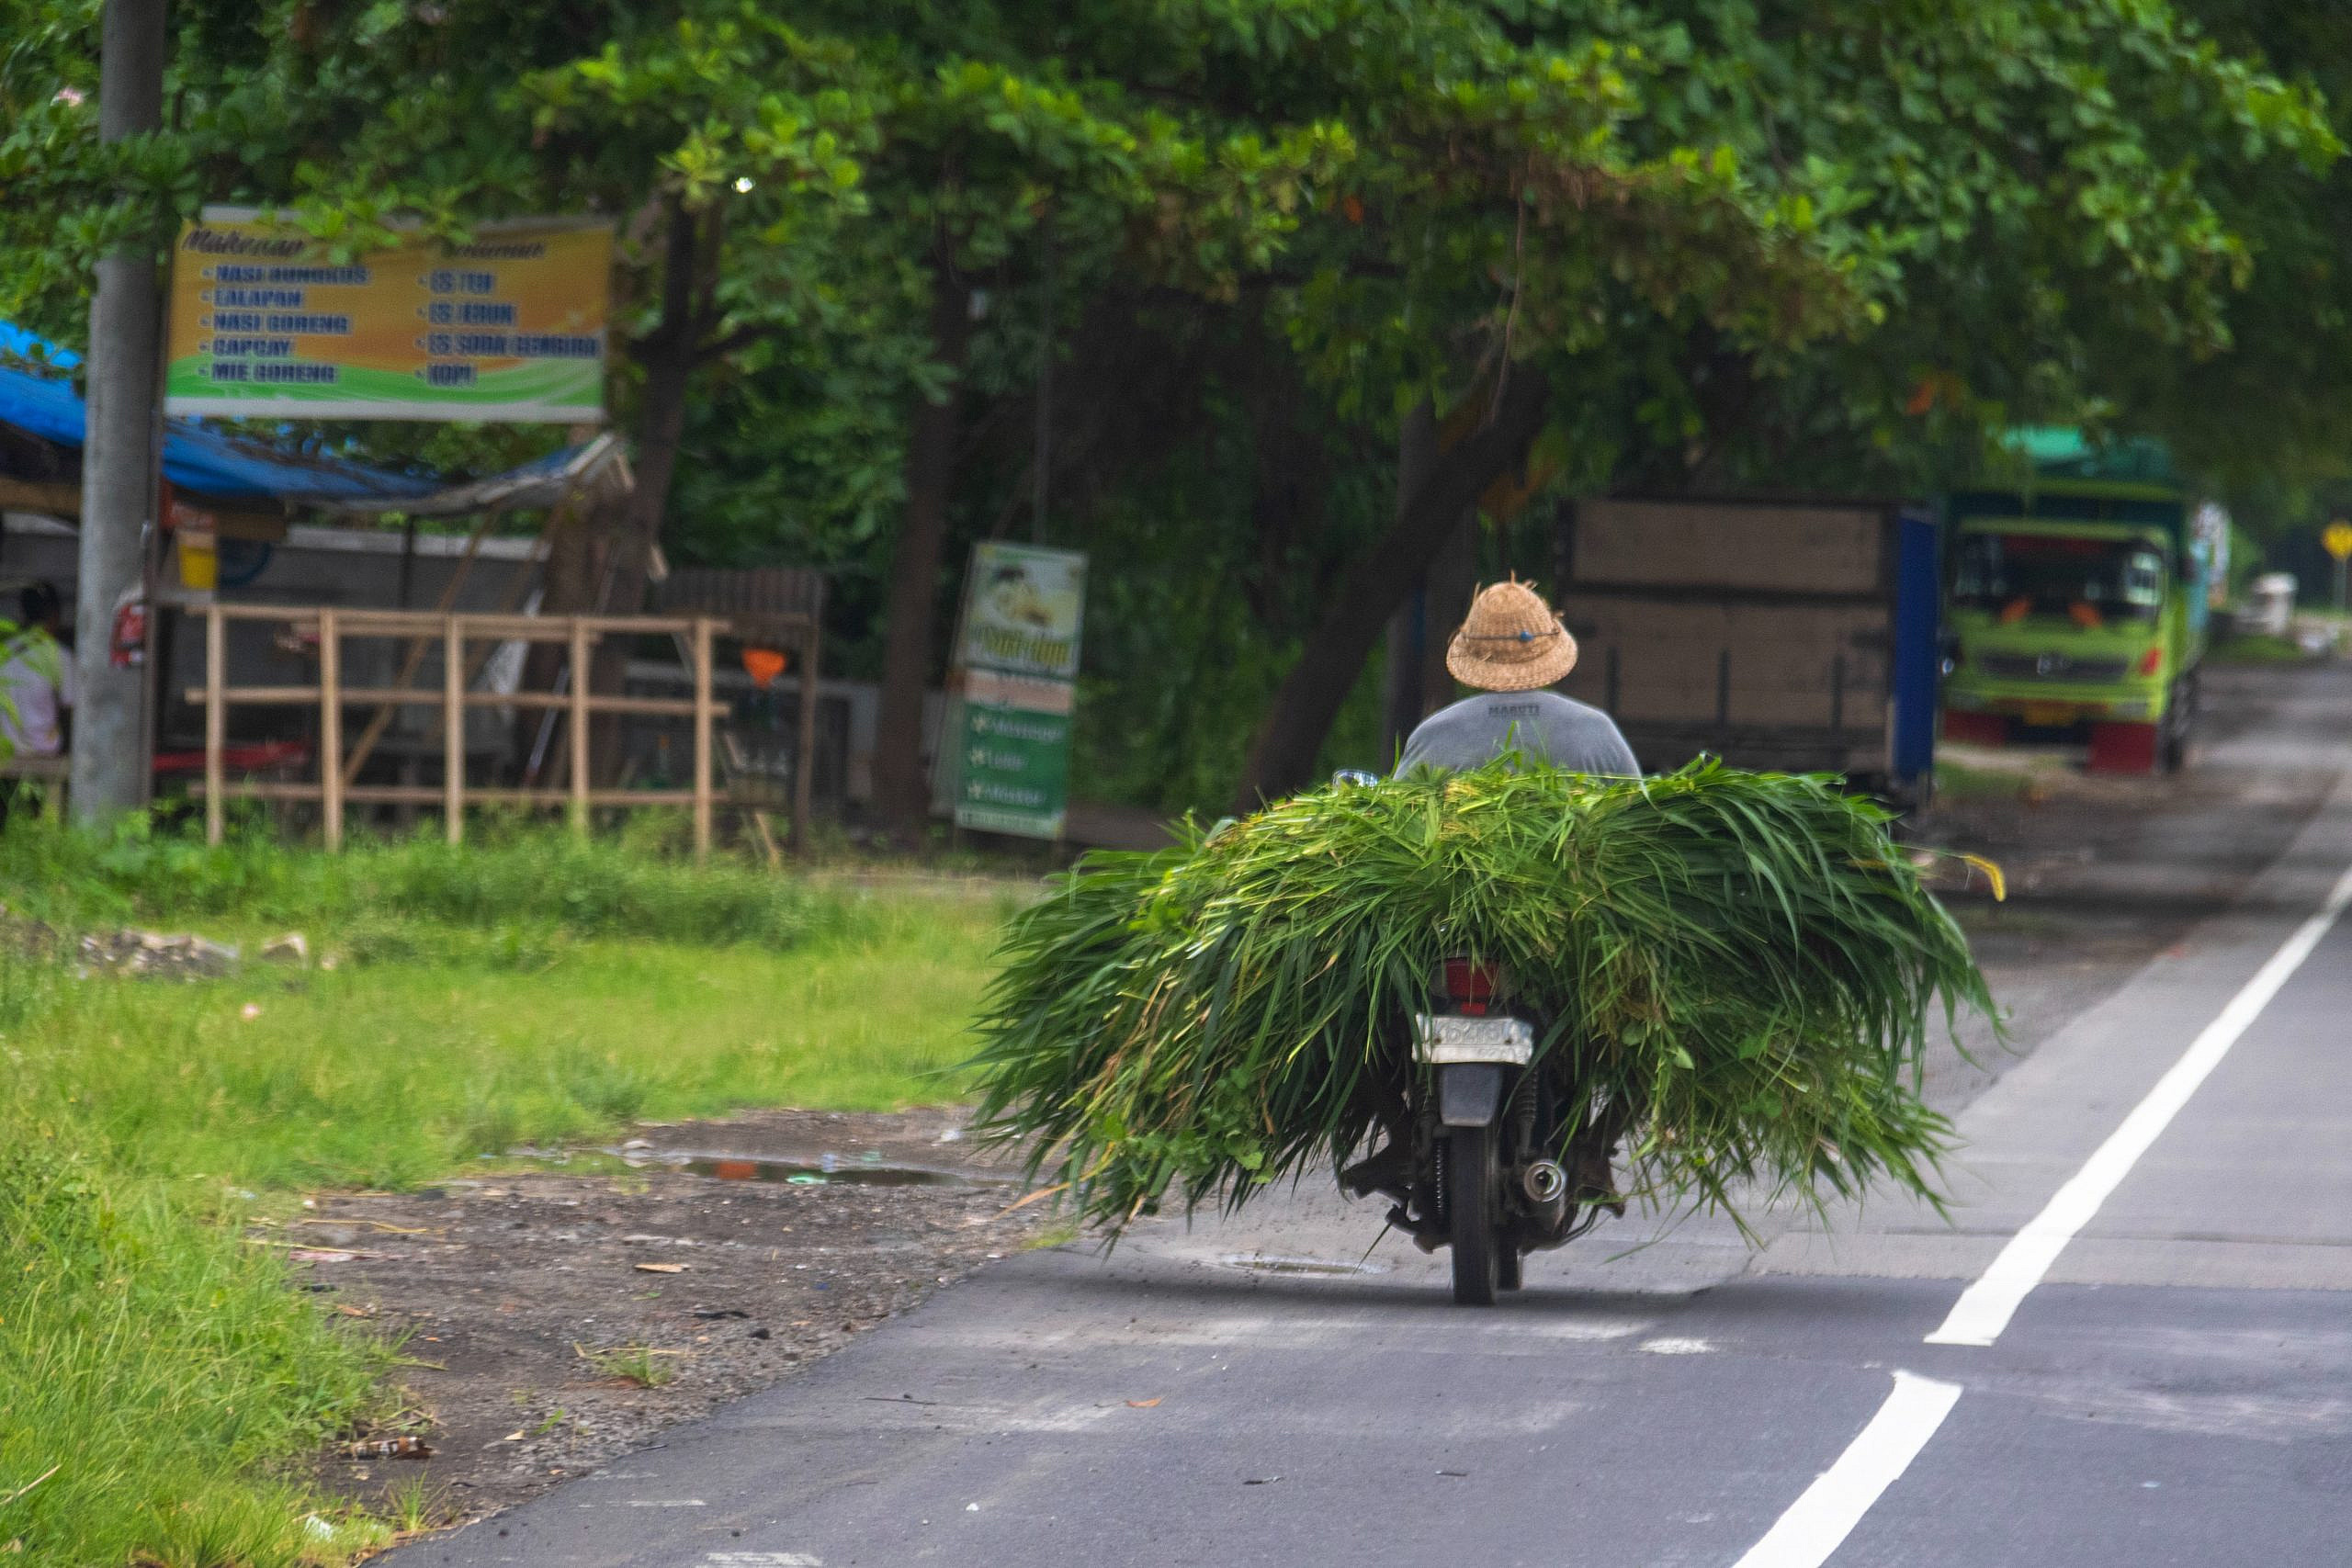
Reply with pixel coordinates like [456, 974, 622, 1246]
[1327, 771, 1628, 1304]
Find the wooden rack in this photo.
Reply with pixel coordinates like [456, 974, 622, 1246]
[192, 604, 736, 856]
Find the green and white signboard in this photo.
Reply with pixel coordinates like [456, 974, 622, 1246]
[939, 544, 1086, 840]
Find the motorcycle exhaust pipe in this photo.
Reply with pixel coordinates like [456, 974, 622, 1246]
[1521, 1160, 1568, 1204]
[1519, 1159, 1570, 1244]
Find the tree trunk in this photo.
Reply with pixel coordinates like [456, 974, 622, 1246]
[521, 199, 703, 788]
[1419, 504, 1480, 712]
[516, 497, 600, 779]
[586, 319, 695, 784]
[1377, 401, 1440, 761]
[1231, 369, 1552, 811]
[588, 201, 705, 784]
[870, 265, 975, 836]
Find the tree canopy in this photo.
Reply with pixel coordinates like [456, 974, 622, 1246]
[2, 0, 2343, 816]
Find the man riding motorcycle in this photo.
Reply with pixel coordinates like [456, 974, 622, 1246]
[1340, 578, 1641, 1228]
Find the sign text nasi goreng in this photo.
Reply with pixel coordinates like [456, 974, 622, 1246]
[165, 209, 612, 423]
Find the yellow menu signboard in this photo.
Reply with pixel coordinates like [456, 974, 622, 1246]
[165, 209, 612, 423]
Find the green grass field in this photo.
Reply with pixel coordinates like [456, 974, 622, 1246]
[0, 818, 1016, 1566]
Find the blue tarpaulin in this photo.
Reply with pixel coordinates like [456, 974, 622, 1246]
[1, 321, 439, 506]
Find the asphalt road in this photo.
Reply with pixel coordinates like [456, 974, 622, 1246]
[392, 663, 2352, 1568]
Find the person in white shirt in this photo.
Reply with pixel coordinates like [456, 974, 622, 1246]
[0, 581, 73, 761]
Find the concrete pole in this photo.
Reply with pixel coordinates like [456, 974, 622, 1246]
[71, 0, 167, 824]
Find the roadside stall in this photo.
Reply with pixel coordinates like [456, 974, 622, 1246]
[1, 311, 826, 849]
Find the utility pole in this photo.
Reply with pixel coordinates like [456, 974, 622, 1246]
[72, 0, 167, 823]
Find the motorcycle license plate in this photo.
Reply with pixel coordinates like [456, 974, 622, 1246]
[1412, 1014, 1533, 1066]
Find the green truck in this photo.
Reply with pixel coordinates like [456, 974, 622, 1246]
[1939, 431, 2211, 774]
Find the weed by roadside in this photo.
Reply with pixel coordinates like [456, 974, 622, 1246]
[576, 1343, 683, 1389]
[0, 1130, 392, 1567]
[380, 1476, 452, 1537]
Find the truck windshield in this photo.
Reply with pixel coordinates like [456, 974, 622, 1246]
[1953, 532, 2165, 622]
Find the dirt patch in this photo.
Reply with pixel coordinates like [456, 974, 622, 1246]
[293, 1107, 1046, 1529]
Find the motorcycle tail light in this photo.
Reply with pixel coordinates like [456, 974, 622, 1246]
[1441, 958, 1499, 1014]
[2135, 645, 2163, 677]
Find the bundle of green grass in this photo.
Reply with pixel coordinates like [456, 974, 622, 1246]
[972, 760, 1996, 1235]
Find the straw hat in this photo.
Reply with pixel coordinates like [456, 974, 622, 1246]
[1444, 579, 1578, 692]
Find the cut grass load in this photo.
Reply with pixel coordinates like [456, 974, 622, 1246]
[0, 818, 1015, 1567]
[975, 761, 1996, 1235]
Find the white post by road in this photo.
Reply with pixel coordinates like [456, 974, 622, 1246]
[70, 0, 167, 824]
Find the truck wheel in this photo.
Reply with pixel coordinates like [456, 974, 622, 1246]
[2160, 677, 2196, 773]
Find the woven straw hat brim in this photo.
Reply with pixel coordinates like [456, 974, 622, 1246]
[1445, 616, 1578, 692]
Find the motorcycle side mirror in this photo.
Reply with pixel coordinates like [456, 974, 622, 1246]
[1330, 769, 1380, 789]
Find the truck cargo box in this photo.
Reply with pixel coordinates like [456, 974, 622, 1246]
[1552, 496, 1939, 789]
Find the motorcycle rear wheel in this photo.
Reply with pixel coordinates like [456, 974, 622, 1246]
[1447, 1124, 1499, 1306]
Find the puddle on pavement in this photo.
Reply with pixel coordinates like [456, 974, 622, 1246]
[617, 1148, 1010, 1189]
[1219, 1252, 1390, 1277]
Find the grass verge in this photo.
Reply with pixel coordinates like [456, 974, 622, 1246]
[2209, 632, 2314, 665]
[0, 1128, 396, 1565]
[0, 817, 1016, 1566]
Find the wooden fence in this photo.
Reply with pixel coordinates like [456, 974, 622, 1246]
[191, 604, 744, 856]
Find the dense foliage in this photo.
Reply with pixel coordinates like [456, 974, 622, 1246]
[972, 761, 1995, 1234]
[2, 3, 2346, 812]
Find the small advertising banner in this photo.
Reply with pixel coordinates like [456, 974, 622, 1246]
[953, 541, 1086, 679]
[940, 544, 1087, 840]
[165, 208, 612, 423]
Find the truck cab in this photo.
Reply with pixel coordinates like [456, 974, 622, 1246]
[1940, 478, 2205, 773]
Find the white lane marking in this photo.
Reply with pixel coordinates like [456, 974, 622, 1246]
[1928, 859, 2352, 1348]
[1729, 1371, 1962, 1568]
[1640, 1337, 1713, 1355]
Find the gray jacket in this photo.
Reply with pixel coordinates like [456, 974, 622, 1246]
[1396, 691, 1638, 778]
